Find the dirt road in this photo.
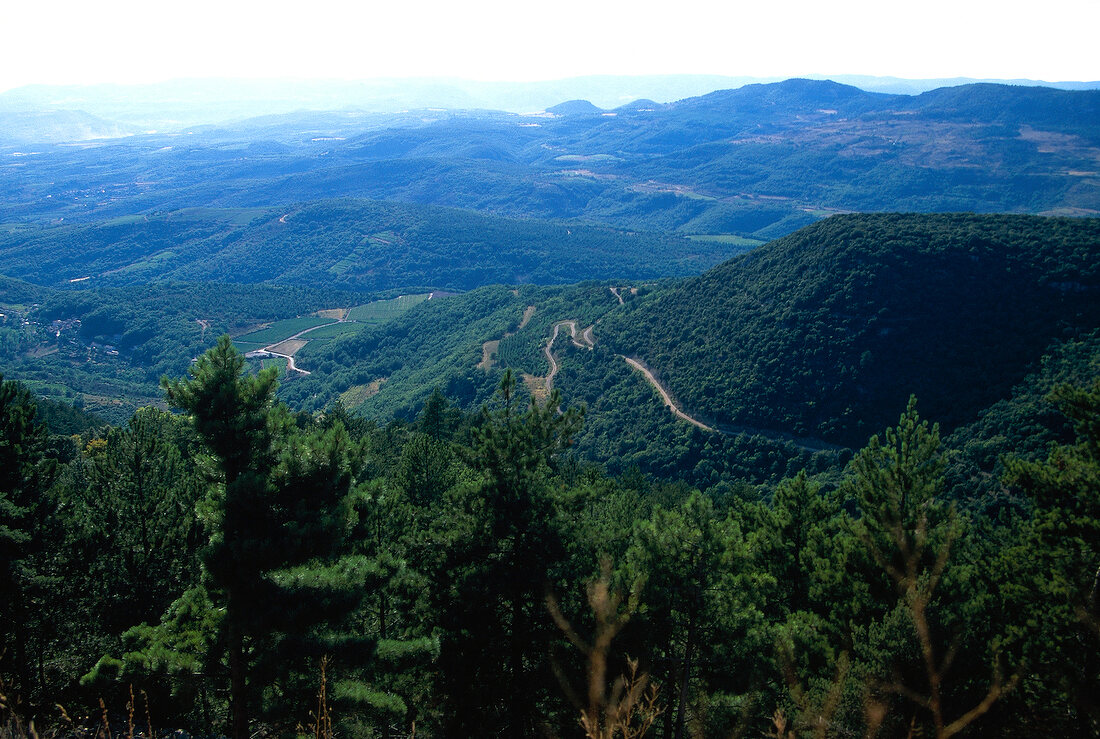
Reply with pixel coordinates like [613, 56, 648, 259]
[621, 355, 844, 451]
[543, 322, 568, 392]
[621, 356, 712, 431]
[479, 305, 536, 371]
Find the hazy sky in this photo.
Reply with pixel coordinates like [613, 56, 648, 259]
[2, 0, 1097, 92]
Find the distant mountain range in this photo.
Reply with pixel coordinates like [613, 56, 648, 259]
[0, 110, 141, 144]
[1, 74, 1098, 133]
[2, 79, 1096, 240]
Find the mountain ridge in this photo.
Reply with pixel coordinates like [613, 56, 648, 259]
[3, 74, 1098, 129]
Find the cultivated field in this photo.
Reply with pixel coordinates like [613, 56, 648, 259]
[303, 322, 367, 340]
[234, 316, 334, 345]
[348, 293, 431, 323]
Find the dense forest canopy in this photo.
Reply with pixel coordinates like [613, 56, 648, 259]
[0, 200, 743, 291]
[259, 214, 1098, 491]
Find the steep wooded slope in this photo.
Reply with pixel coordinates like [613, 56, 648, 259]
[599, 213, 1100, 446]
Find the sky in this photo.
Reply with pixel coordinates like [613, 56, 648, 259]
[1, 0, 1098, 93]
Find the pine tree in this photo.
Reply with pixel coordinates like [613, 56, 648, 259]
[626, 491, 767, 738]
[433, 369, 582, 735]
[83, 408, 204, 633]
[1004, 377, 1100, 730]
[160, 336, 281, 739]
[847, 397, 1015, 738]
[0, 374, 55, 707]
[125, 336, 365, 738]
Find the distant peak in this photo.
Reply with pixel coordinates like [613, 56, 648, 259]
[546, 99, 604, 116]
[616, 98, 662, 112]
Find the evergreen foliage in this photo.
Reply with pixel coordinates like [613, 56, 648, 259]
[0, 374, 55, 708]
[1002, 378, 1100, 731]
[0, 356, 1098, 736]
[0, 200, 732, 291]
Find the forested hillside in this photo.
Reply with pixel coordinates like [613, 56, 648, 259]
[4, 213, 1096, 477]
[0, 277, 371, 421]
[600, 213, 1100, 446]
[229, 213, 1095, 492]
[0, 200, 737, 290]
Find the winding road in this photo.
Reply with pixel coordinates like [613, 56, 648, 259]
[533, 319, 710, 434]
[621, 355, 713, 431]
[492, 302, 843, 454]
[542, 325, 564, 391]
[620, 354, 843, 452]
[609, 286, 637, 304]
[542, 320, 595, 392]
